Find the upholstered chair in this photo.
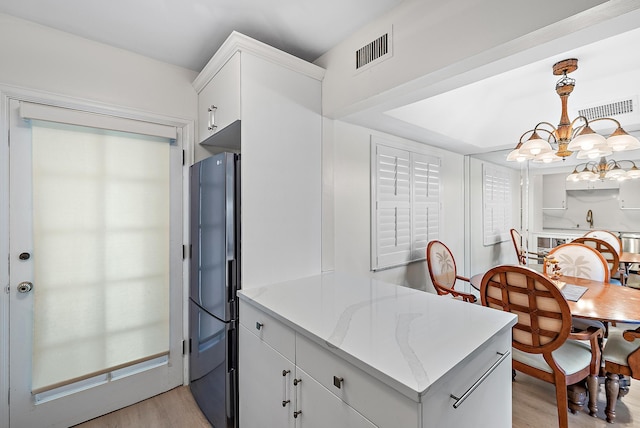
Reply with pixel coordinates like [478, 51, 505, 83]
[545, 243, 610, 334]
[572, 237, 623, 285]
[545, 242, 610, 283]
[480, 265, 603, 428]
[510, 228, 545, 267]
[602, 326, 640, 423]
[583, 230, 623, 255]
[426, 240, 476, 303]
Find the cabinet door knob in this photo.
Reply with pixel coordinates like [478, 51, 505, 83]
[256, 321, 263, 330]
[293, 378, 302, 386]
[293, 410, 302, 418]
[333, 376, 344, 389]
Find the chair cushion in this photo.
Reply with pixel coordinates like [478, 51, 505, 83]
[572, 317, 606, 332]
[603, 330, 640, 367]
[513, 340, 593, 375]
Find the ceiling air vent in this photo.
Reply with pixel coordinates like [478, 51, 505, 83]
[355, 27, 393, 73]
[578, 98, 635, 121]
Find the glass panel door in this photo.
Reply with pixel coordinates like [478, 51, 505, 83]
[8, 99, 183, 427]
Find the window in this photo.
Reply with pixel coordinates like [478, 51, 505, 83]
[482, 164, 512, 245]
[371, 138, 440, 270]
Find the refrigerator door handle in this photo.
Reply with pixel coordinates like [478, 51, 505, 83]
[225, 153, 236, 261]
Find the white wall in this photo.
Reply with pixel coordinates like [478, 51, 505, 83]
[467, 157, 522, 278]
[327, 119, 465, 292]
[0, 13, 198, 120]
[315, 0, 617, 118]
[530, 173, 640, 233]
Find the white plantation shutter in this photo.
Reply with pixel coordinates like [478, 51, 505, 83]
[372, 141, 441, 270]
[375, 145, 411, 267]
[412, 154, 440, 260]
[483, 164, 512, 245]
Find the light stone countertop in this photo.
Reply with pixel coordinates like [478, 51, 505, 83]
[238, 271, 517, 401]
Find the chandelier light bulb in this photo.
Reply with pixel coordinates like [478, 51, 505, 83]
[568, 126, 607, 152]
[607, 128, 640, 151]
[627, 166, 640, 179]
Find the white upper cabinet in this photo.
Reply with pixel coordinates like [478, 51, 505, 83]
[542, 173, 566, 209]
[619, 179, 640, 209]
[196, 52, 240, 145]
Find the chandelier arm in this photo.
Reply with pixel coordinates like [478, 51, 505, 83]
[530, 126, 557, 143]
[569, 116, 589, 139]
[588, 117, 623, 128]
[533, 122, 558, 134]
[518, 129, 536, 144]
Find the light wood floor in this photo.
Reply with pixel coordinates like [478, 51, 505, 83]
[74, 374, 640, 427]
[73, 386, 211, 428]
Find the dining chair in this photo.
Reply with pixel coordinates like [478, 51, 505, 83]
[545, 242, 610, 334]
[602, 326, 640, 423]
[583, 230, 623, 256]
[510, 228, 545, 266]
[545, 242, 610, 283]
[583, 230, 626, 285]
[426, 240, 476, 303]
[572, 237, 623, 285]
[480, 265, 603, 427]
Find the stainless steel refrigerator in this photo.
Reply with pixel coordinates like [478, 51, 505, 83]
[189, 152, 240, 428]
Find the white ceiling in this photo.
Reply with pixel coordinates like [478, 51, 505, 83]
[2, 0, 640, 169]
[382, 25, 640, 168]
[0, 0, 404, 71]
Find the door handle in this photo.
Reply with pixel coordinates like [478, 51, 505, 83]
[17, 281, 33, 293]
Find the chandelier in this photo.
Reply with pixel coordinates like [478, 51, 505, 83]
[506, 58, 640, 164]
[567, 157, 640, 182]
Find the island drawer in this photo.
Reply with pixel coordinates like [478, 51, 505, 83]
[239, 300, 295, 362]
[420, 328, 511, 427]
[296, 333, 419, 428]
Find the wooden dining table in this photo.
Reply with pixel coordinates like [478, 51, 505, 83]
[470, 270, 640, 324]
[620, 251, 640, 283]
[620, 251, 640, 265]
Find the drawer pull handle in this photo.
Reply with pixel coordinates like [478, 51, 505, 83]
[282, 369, 291, 407]
[256, 322, 263, 331]
[293, 410, 302, 418]
[450, 350, 510, 409]
[333, 376, 343, 389]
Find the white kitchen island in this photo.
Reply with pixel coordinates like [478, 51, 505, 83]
[237, 272, 517, 428]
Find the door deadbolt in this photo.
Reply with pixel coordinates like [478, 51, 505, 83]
[17, 282, 33, 293]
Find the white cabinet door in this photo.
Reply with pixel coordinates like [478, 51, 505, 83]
[542, 173, 566, 209]
[619, 179, 640, 209]
[239, 325, 295, 428]
[294, 367, 376, 428]
[421, 332, 512, 428]
[197, 52, 241, 144]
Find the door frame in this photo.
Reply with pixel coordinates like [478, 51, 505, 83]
[0, 85, 194, 428]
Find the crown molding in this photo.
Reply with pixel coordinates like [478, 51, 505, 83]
[192, 31, 325, 93]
